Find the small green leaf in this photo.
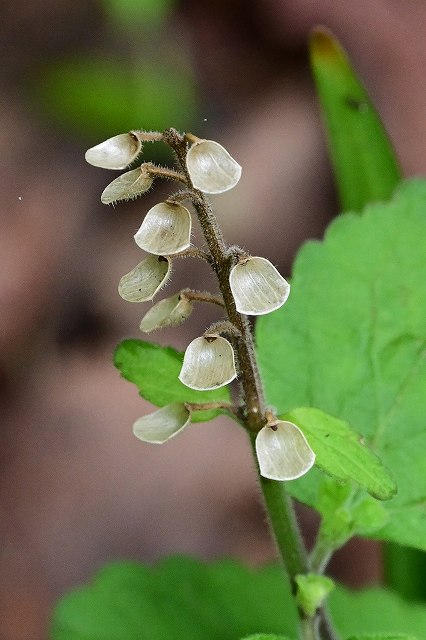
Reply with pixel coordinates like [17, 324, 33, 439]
[317, 479, 389, 549]
[284, 407, 396, 500]
[51, 558, 426, 640]
[295, 574, 335, 617]
[256, 180, 426, 550]
[114, 339, 231, 422]
[310, 28, 401, 211]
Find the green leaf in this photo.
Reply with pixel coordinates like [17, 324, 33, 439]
[295, 573, 335, 617]
[114, 339, 231, 422]
[256, 180, 426, 550]
[283, 407, 395, 500]
[32, 57, 196, 139]
[51, 558, 426, 639]
[310, 28, 401, 211]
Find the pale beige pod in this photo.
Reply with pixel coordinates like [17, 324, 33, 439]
[179, 335, 237, 390]
[134, 202, 192, 255]
[85, 132, 142, 170]
[139, 294, 193, 332]
[186, 140, 242, 194]
[101, 165, 153, 204]
[255, 421, 315, 481]
[118, 255, 171, 302]
[229, 256, 290, 315]
[133, 403, 191, 444]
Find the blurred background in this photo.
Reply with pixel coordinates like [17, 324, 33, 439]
[1, 0, 426, 637]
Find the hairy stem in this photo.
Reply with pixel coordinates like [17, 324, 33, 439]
[162, 128, 338, 640]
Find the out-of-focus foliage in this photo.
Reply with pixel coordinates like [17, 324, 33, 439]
[31, 0, 197, 139]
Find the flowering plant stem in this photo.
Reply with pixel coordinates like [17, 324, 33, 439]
[163, 127, 338, 640]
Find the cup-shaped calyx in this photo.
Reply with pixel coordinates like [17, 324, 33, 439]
[118, 255, 171, 302]
[101, 165, 153, 204]
[186, 139, 242, 194]
[229, 256, 290, 315]
[85, 132, 142, 170]
[133, 403, 191, 444]
[134, 202, 192, 255]
[140, 293, 193, 332]
[255, 420, 315, 481]
[179, 335, 237, 390]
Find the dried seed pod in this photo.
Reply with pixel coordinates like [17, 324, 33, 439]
[101, 165, 153, 204]
[179, 335, 237, 390]
[229, 256, 290, 315]
[139, 293, 193, 332]
[255, 421, 315, 481]
[133, 403, 191, 444]
[186, 140, 242, 194]
[134, 202, 192, 255]
[118, 255, 171, 302]
[85, 132, 142, 170]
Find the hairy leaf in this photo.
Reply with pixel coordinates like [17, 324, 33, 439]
[256, 180, 426, 550]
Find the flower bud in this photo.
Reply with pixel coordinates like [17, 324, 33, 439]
[134, 202, 192, 255]
[85, 132, 142, 170]
[133, 403, 191, 444]
[229, 256, 290, 315]
[179, 335, 237, 390]
[186, 139, 242, 194]
[139, 293, 193, 332]
[255, 421, 315, 481]
[118, 255, 171, 302]
[101, 165, 153, 204]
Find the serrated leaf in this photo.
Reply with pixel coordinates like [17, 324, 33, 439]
[310, 28, 401, 211]
[256, 180, 426, 550]
[284, 407, 395, 500]
[114, 339, 231, 422]
[51, 558, 426, 640]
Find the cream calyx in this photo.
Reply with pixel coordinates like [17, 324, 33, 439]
[133, 403, 191, 444]
[85, 132, 142, 170]
[134, 202, 192, 255]
[179, 335, 237, 390]
[186, 139, 242, 194]
[255, 420, 315, 481]
[229, 256, 290, 315]
[139, 293, 193, 332]
[101, 165, 153, 204]
[118, 255, 171, 302]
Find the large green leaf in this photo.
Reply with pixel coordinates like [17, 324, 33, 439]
[51, 558, 426, 639]
[310, 28, 401, 211]
[256, 180, 426, 550]
[114, 339, 231, 422]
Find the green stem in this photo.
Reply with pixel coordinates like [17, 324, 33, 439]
[163, 128, 339, 640]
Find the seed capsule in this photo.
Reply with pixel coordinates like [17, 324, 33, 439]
[134, 202, 192, 255]
[139, 293, 193, 332]
[229, 256, 290, 315]
[186, 140, 242, 194]
[85, 132, 142, 170]
[101, 165, 153, 204]
[179, 335, 237, 390]
[118, 255, 171, 302]
[255, 421, 315, 481]
[133, 403, 191, 444]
